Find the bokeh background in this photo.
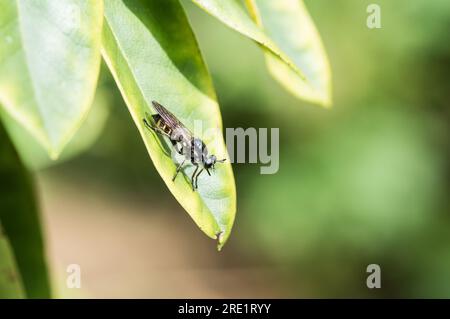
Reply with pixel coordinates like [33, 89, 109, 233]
[36, 0, 450, 298]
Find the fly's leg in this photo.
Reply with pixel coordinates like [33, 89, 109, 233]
[174, 142, 184, 155]
[195, 169, 204, 189]
[172, 159, 186, 182]
[191, 165, 199, 191]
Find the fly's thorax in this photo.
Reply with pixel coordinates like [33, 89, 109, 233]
[190, 137, 209, 165]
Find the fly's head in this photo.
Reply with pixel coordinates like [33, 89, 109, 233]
[204, 155, 226, 175]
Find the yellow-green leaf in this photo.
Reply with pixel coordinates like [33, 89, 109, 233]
[0, 122, 51, 298]
[0, 224, 24, 299]
[0, 0, 104, 156]
[245, 0, 332, 106]
[0, 85, 110, 171]
[191, 0, 331, 106]
[101, 0, 236, 249]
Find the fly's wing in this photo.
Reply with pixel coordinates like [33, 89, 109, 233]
[151, 101, 192, 142]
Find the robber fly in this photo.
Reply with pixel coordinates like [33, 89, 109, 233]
[143, 101, 226, 191]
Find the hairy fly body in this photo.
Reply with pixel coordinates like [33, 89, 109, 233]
[143, 101, 225, 190]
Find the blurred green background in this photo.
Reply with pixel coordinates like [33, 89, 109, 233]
[37, 0, 449, 298]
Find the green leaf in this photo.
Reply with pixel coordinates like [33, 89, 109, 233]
[0, 0, 104, 157]
[245, 0, 332, 106]
[0, 122, 51, 298]
[101, 0, 236, 249]
[0, 85, 111, 171]
[190, 0, 331, 106]
[0, 223, 24, 299]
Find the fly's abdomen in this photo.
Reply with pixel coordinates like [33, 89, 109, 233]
[152, 114, 172, 136]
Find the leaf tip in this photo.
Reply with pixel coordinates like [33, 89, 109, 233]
[215, 231, 227, 251]
[216, 231, 223, 251]
[48, 148, 61, 161]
